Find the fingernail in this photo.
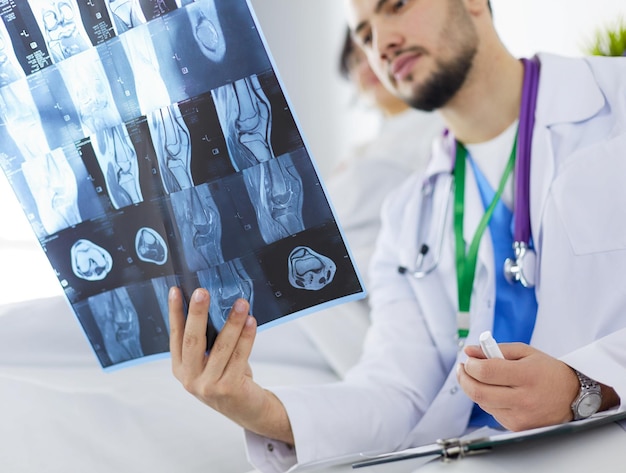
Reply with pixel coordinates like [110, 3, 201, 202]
[193, 289, 207, 302]
[234, 299, 247, 313]
[168, 287, 177, 301]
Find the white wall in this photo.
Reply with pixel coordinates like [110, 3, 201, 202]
[492, 0, 626, 58]
[249, 0, 353, 177]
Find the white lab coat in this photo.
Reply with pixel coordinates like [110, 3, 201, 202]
[246, 53, 626, 472]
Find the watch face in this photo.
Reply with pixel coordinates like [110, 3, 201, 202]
[578, 393, 602, 418]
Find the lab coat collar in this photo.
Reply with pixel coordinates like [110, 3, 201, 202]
[534, 53, 606, 127]
[423, 131, 455, 179]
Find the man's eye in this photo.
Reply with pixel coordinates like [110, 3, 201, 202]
[354, 31, 372, 47]
[391, 0, 408, 13]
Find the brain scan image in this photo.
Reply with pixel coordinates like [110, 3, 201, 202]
[287, 246, 336, 291]
[135, 226, 168, 265]
[70, 238, 113, 281]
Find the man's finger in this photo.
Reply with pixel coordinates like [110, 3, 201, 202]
[498, 343, 534, 360]
[463, 357, 508, 384]
[179, 288, 211, 376]
[168, 286, 186, 369]
[458, 362, 515, 408]
[223, 313, 257, 375]
[206, 299, 251, 377]
[464, 345, 486, 359]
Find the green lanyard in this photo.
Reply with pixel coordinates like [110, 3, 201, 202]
[453, 133, 518, 340]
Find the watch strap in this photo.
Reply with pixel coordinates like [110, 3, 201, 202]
[571, 370, 602, 420]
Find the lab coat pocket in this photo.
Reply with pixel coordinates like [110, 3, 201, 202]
[551, 133, 626, 255]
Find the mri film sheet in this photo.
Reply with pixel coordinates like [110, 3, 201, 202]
[0, 0, 365, 370]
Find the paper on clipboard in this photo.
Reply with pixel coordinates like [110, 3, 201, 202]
[352, 410, 626, 469]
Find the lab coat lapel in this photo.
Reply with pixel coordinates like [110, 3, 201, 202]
[534, 53, 605, 128]
[528, 53, 605, 273]
[423, 135, 459, 308]
[423, 132, 454, 177]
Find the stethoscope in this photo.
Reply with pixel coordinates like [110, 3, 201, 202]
[399, 57, 540, 288]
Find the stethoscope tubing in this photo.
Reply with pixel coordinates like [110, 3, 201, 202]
[408, 57, 541, 285]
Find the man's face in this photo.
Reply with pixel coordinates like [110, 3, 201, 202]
[345, 0, 479, 111]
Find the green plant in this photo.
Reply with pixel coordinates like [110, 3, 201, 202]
[585, 18, 626, 56]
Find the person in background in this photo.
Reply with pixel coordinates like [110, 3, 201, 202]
[168, 1, 625, 472]
[297, 28, 443, 377]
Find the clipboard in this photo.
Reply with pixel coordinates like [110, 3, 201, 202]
[352, 410, 626, 469]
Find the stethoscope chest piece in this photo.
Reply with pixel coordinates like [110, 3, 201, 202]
[503, 242, 536, 288]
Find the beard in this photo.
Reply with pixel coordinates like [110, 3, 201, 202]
[404, 51, 476, 111]
[401, 3, 479, 111]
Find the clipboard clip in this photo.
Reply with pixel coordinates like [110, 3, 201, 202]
[436, 437, 492, 462]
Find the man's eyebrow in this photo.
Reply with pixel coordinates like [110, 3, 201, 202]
[354, 0, 388, 36]
[375, 0, 389, 14]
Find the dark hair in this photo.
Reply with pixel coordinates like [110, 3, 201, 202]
[338, 27, 355, 80]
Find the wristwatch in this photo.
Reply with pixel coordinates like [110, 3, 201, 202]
[571, 370, 602, 420]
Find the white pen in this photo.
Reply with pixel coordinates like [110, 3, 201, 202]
[479, 330, 505, 359]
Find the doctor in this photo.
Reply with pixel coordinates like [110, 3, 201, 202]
[167, 0, 626, 471]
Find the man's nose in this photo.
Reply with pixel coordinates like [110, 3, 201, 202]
[374, 24, 404, 64]
[372, 26, 403, 70]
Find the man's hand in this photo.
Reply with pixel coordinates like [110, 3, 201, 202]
[457, 343, 580, 431]
[169, 287, 294, 445]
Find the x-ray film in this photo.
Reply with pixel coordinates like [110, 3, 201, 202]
[0, 0, 365, 370]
